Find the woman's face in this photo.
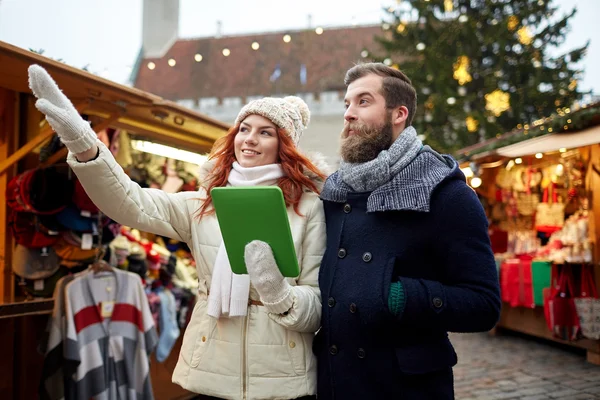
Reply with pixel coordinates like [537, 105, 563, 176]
[234, 114, 280, 167]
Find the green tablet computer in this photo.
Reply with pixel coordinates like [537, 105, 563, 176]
[210, 186, 300, 277]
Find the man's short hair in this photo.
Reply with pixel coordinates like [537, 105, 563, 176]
[344, 63, 417, 126]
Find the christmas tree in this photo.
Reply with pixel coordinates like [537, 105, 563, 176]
[372, 0, 588, 152]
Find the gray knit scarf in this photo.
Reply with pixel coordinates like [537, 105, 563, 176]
[321, 126, 457, 212]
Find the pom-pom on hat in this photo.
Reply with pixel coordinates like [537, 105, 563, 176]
[234, 96, 310, 146]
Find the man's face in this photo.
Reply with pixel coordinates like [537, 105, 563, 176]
[340, 74, 393, 163]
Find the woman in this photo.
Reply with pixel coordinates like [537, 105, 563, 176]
[28, 64, 328, 400]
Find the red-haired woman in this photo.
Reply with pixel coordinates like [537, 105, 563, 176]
[29, 64, 328, 400]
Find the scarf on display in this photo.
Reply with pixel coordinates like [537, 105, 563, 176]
[320, 126, 456, 212]
[207, 162, 285, 319]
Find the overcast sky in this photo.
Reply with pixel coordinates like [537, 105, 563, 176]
[0, 0, 597, 92]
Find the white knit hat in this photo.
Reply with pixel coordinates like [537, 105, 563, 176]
[234, 96, 310, 146]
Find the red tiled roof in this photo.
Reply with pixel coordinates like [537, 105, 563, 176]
[134, 25, 386, 100]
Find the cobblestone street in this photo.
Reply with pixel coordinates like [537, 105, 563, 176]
[452, 331, 600, 400]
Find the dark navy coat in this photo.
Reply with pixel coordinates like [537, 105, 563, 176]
[314, 167, 501, 400]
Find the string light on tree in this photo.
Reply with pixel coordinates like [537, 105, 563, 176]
[485, 89, 510, 116]
[508, 15, 519, 31]
[466, 116, 479, 132]
[444, 0, 453, 12]
[568, 79, 577, 91]
[416, 43, 426, 51]
[517, 26, 533, 45]
[453, 56, 472, 85]
[396, 23, 406, 33]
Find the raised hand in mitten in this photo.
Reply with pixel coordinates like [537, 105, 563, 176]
[28, 64, 97, 154]
[244, 240, 294, 314]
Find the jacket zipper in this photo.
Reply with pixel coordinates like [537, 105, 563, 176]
[242, 313, 249, 400]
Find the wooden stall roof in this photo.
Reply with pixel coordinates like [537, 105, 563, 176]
[0, 40, 230, 154]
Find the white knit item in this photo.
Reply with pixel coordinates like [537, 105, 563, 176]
[207, 163, 286, 319]
[235, 96, 310, 146]
[244, 240, 294, 314]
[229, 162, 284, 187]
[28, 65, 98, 154]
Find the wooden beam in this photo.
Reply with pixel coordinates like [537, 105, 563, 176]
[0, 89, 17, 302]
[40, 147, 68, 167]
[40, 113, 120, 167]
[0, 101, 88, 176]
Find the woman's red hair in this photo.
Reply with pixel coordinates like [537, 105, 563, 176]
[196, 123, 326, 219]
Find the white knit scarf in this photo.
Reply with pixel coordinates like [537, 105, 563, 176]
[207, 162, 285, 319]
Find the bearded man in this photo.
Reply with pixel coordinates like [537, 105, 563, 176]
[314, 63, 501, 400]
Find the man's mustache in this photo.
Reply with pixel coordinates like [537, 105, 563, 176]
[341, 123, 367, 138]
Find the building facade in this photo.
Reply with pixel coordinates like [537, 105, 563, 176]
[132, 0, 387, 166]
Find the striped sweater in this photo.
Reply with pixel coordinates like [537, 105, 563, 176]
[62, 268, 158, 400]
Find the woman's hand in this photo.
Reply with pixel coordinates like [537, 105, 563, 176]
[244, 240, 294, 314]
[28, 64, 98, 160]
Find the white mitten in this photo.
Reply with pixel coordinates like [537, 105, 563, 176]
[244, 240, 294, 314]
[28, 64, 97, 154]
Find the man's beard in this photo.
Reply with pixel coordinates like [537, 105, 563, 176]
[339, 113, 394, 164]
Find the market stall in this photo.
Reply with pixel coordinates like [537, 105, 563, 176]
[456, 103, 600, 365]
[0, 40, 229, 399]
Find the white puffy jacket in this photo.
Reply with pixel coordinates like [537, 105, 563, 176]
[67, 141, 328, 400]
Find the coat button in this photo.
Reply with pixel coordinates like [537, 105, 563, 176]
[337, 248, 347, 258]
[289, 341, 296, 348]
[328, 297, 336, 307]
[349, 303, 357, 313]
[343, 204, 352, 213]
[432, 297, 443, 308]
[329, 345, 338, 355]
[202, 336, 206, 342]
[357, 348, 366, 359]
[362, 252, 372, 263]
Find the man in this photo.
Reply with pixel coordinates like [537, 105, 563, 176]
[315, 63, 501, 399]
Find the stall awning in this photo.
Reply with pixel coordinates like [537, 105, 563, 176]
[495, 124, 600, 158]
[0, 40, 230, 154]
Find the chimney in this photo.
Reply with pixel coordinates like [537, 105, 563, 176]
[216, 20, 222, 38]
[307, 14, 313, 29]
[142, 0, 180, 58]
